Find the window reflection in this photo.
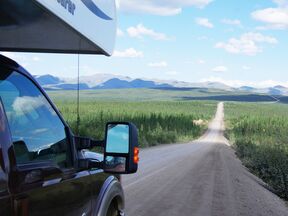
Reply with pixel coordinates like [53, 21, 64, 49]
[0, 71, 69, 168]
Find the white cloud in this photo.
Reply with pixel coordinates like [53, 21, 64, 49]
[0, 52, 41, 67]
[200, 76, 288, 88]
[117, 28, 124, 37]
[244, 33, 278, 43]
[221, 19, 242, 27]
[0, 51, 17, 59]
[32, 56, 40, 61]
[117, 0, 213, 16]
[13, 96, 50, 116]
[215, 32, 278, 56]
[166, 71, 178, 75]
[197, 36, 209, 40]
[183, 59, 194, 64]
[252, 8, 288, 30]
[242, 65, 251, 70]
[195, 18, 214, 28]
[113, 48, 144, 58]
[148, 61, 168, 67]
[127, 24, 170, 40]
[212, 66, 228, 72]
[197, 59, 206, 64]
[273, 0, 288, 7]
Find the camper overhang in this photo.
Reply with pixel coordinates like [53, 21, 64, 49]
[0, 0, 117, 56]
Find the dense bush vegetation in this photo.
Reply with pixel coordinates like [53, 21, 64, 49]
[54, 101, 216, 147]
[225, 103, 288, 199]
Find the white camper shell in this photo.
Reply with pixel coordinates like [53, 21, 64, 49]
[0, 0, 116, 56]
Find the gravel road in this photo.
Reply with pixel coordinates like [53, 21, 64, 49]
[122, 102, 288, 216]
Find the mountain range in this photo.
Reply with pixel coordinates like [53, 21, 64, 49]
[34, 74, 288, 96]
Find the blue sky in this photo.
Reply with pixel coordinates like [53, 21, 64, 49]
[1, 0, 288, 87]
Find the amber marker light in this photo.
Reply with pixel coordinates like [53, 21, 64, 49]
[133, 147, 139, 164]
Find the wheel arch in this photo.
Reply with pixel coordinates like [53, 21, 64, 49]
[95, 175, 125, 216]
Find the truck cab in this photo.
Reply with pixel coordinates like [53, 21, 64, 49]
[0, 1, 139, 215]
[0, 54, 139, 216]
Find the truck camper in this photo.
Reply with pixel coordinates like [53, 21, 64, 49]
[0, 0, 117, 55]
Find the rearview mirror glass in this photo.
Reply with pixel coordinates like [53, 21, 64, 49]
[104, 122, 139, 174]
[105, 156, 126, 173]
[106, 124, 129, 153]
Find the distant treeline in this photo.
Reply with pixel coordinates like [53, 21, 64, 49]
[182, 94, 278, 102]
[278, 96, 288, 103]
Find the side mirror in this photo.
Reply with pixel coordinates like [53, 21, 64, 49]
[104, 122, 139, 174]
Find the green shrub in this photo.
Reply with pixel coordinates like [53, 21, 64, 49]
[226, 102, 288, 199]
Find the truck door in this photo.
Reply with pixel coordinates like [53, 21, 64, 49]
[0, 99, 11, 215]
[0, 68, 92, 216]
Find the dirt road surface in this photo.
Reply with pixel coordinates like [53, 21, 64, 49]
[122, 102, 288, 216]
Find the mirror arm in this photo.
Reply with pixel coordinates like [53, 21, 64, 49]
[89, 160, 103, 169]
[90, 139, 104, 148]
[75, 136, 104, 150]
[78, 159, 103, 170]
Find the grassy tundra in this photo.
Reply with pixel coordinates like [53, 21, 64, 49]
[49, 88, 288, 200]
[225, 103, 288, 200]
[53, 100, 216, 147]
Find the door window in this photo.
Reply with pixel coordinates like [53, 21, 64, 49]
[0, 70, 71, 168]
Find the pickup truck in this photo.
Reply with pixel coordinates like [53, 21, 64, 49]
[0, 54, 139, 216]
[0, 0, 139, 215]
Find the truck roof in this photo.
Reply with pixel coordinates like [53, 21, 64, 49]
[0, 0, 116, 56]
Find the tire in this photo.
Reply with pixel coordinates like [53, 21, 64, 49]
[106, 200, 118, 216]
